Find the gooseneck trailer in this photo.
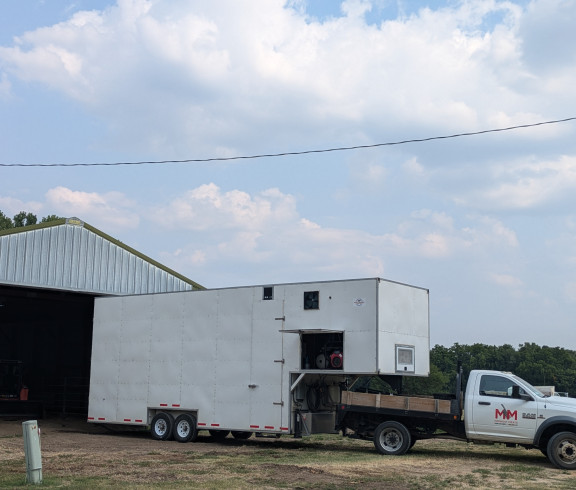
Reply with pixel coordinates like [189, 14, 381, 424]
[88, 278, 429, 440]
[88, 277, 576, 470]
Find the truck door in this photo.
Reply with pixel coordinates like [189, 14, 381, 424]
[467, 373, 539, 443]
[248, 288, 285, 433]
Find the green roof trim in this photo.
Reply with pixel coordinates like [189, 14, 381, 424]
[0, 218, 68, 237]
[0, 217, 205, 290]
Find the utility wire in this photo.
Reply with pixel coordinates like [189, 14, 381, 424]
[2, 116, 575, 168]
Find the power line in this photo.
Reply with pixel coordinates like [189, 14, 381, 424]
[2, 116, 575, 168]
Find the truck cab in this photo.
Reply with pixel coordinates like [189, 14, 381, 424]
[464, 370, 576, 468]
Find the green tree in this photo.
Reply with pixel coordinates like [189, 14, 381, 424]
[427, 342, 576, 397]
[0, 211, 63, 230]
[402, 363, 451, 395]
[13, 211, 37, 227]
[41, 214, 63, 223]
[0, 210, 13, 230]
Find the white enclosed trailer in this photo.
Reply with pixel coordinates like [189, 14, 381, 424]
[88, 278, 429, 440]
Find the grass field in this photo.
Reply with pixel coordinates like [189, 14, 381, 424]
[1, 419, 575, 488]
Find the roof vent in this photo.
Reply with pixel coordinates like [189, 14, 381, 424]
[66, 217, 84, 227]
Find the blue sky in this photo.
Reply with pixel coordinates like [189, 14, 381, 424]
[1, 0, 576, 350]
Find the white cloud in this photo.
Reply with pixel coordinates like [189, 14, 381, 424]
[403, 157, 426, 178]
[490, 272, 523, 288]
[456, 155, 576, 210]
[152, 185, 520, 280]
[0, 196, 43, 216]
[45, 186, 139, 229]
[151, 183, 298, 231]
[1, 0, 572, 156]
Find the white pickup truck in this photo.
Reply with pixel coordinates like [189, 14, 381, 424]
[337, 369, 576, 469]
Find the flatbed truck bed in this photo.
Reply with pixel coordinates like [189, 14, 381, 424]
[336, 390, 466, 450]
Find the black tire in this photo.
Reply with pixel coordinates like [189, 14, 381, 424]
[547, 431, 576, 469]
[173, 414, 198, 443]
[373, 421, 411, 455]
[209, 430, 230, 441]
[231, 431, 253, 440]
[150, 412, 174, 441]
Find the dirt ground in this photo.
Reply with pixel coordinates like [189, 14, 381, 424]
[1, 417, 575, 488]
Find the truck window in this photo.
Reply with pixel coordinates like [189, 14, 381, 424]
[479, 375, 524, 398]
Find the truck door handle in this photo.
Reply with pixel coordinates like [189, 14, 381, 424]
[478, 401, 491, 406]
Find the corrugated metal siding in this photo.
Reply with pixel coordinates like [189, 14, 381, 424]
[0, 223, 195, 295]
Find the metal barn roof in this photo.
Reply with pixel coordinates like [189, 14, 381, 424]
[0, 217, 203, 295]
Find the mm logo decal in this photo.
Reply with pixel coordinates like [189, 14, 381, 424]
[494, 405, 518, 426]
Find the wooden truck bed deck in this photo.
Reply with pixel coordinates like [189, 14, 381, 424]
[341, 391, 453, 415]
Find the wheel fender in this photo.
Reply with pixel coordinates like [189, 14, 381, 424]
[534, 416, 576, 446]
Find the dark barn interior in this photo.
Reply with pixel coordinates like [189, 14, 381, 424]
[0, 285, 95, 416]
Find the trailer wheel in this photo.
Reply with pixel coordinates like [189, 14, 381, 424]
[173, 414, 198, 443]
[547, 431, 576, 469]
[209, 430, 230, 441]
[150, 412, 174, 441]
[373, 421, 411, 456]
[231, 431, 253, 440]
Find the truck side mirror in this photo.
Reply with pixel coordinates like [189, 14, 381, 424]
[512, 385, 533, 401]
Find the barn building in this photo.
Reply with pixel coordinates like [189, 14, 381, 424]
[0, 217, 203, 416]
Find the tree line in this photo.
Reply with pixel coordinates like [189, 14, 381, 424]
[403, 342, 576, 397]
[0, 210, 63, 230]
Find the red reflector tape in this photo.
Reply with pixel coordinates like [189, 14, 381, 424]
[135, 419, 143, 423]
[172, 404, 180, 407]
[211, 423, 220, 427]
[264, 426, 274, 429]
[198, 423, 207, 426]
[280, 427, 289, 431]
[87, 417, 94, 420]
[160, 403, 168, 407]
[250, 425, 259, 429]
[124, 419, 131, 422]
[98, 417, 105, 421]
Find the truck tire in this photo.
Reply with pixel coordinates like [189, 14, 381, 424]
[547, 431, 576, 469]
[231, 431, 253, 440]
[374, 421, 411, 456]
[173, 414, 198, 443]
[150, 412, 174, 441]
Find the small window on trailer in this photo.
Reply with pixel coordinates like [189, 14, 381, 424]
[263, 286, 273, 300]
[395, 345, 415, 373]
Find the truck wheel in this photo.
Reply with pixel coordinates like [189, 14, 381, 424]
[231, 431, 253, 440]
[374, 421, 411, 456]
[150, 412, 174, 441]
[173, 414, 198, 443]
[209, 430, 230, 441]
[547, 431, 576, 469]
